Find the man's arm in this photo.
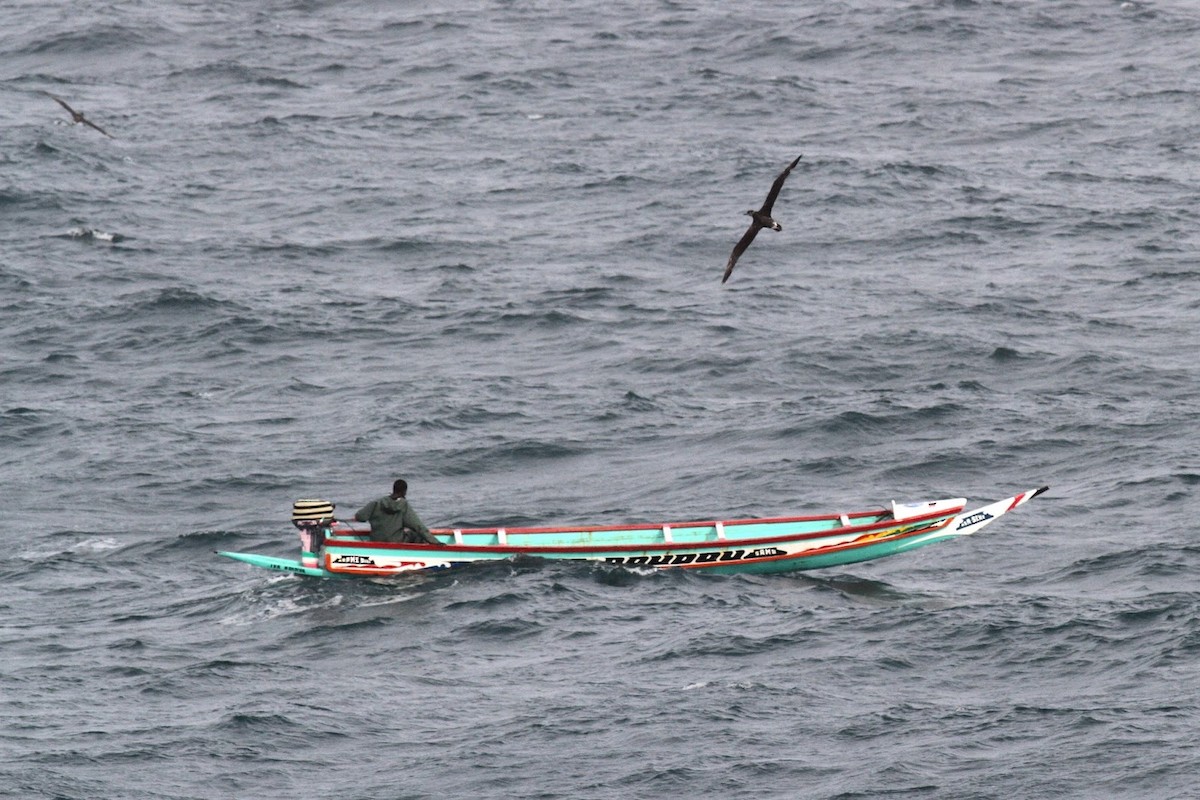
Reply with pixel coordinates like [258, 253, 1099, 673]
[404, 506, 443, 545]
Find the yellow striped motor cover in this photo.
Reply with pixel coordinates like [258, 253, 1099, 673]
[292, 499, 335, 522]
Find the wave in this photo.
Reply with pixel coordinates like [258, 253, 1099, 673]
[435, 438, 592, 477]
[16, 24, 173, 57]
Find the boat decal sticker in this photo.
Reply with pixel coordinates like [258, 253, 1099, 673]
[956, 511, 993, 530]
[267, 562, 311, 574]
[604, 546, 787, 568]
[332, 554, 380, 566]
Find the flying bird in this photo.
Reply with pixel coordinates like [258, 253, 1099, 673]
[722, 155, 801, 284]
[44, 92, 114, 138]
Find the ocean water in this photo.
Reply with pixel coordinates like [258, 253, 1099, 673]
[2, 0, 1198, 797]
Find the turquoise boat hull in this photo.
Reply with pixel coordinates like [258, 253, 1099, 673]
[218, 487, 1047, 579]
[218, 551, 337, 578]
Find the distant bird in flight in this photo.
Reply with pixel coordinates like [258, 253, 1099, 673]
[722, 155, 801, 284]
[44, 92, 114, 139]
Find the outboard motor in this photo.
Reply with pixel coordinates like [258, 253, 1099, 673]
[292, 499, 335, 569]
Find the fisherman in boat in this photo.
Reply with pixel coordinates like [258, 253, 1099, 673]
[354, 479, 447, 545]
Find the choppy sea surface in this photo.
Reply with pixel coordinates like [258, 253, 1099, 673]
[3, 1, 1199, 797]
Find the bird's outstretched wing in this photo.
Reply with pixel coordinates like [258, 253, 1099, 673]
[722, 222, 762, 284]
[80, 117, 113, 138]
[45, 92, 76, 115]
[758, 155, 801, 215]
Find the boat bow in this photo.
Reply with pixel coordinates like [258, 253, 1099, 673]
[929, 486, 1050, 542]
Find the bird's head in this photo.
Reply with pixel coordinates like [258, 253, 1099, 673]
[743, 210, 755, 217]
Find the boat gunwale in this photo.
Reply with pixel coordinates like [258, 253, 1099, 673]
[422, 507, 896, 536]
[320, 504, 964, 556]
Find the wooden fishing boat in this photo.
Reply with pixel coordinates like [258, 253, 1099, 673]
[216, 486, 1048, 579]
